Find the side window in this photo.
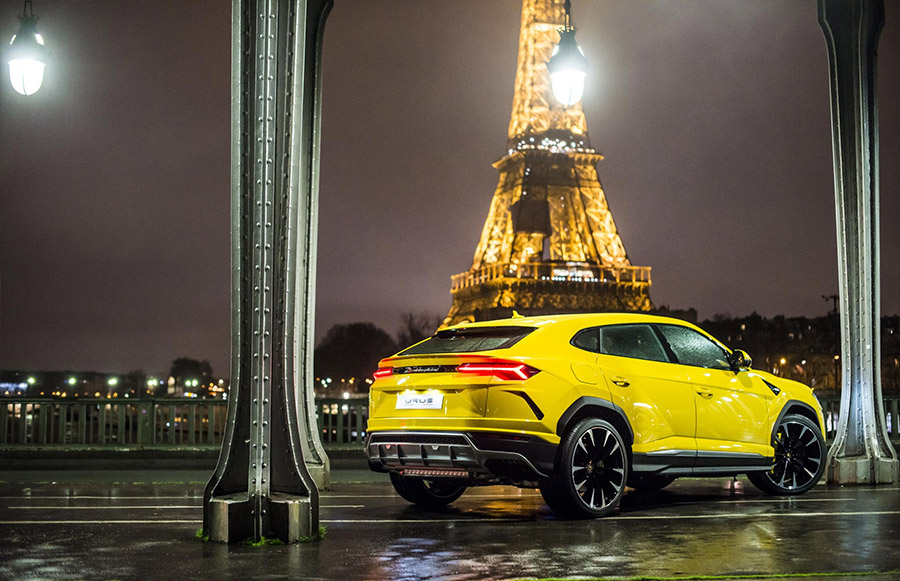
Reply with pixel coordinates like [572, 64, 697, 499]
[657, 325, 730, 369]
[598, 324, 669, 363]
[571, 327, 600, 353]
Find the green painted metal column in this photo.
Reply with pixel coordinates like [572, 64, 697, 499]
[819, 0, 899, 484]
[203, 0, 333, 543]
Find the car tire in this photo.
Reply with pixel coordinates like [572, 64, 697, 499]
[542, 418, 628, 518]
[629, 475, 676, 493]
[538, 477, 570, 513]
[748, 413, 825, 495]
[389, 472, 467, 507]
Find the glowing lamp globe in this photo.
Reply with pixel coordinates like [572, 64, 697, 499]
[547, 28, 587, 106]
[7, 2, 47, 96]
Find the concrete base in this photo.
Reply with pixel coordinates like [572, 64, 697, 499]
[306, 457, 330, 491]
[207, 492, 315, 543]
[827, 455, 900, 484]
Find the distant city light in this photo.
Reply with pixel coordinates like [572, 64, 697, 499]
[67, 377, 77, 385]
[27, 377, 36, 385]
[779, 358, 787, 365]
[343, 392, 350, 399]
[108, 377, 118, 386]
[0, 382, 27, 391]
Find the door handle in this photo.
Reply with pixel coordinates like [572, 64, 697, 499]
[611, 376, 630, 387]
[696, 390, 713, 398]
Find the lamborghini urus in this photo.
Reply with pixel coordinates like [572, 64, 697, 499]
[366, 313, 826, 517]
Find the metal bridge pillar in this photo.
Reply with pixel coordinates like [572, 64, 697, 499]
[202, 0, 333, 543]
[819, 0, 899, 484]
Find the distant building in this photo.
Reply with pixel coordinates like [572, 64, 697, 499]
[703, 314, 900, 394]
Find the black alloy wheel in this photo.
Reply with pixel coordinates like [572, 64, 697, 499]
[541, 418, 628, 517]
[748, 413, 825, 495]
[389, 472, 467, 507]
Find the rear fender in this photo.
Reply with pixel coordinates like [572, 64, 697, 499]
[556, 396, 634, 448]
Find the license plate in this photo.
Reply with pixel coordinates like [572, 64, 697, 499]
[396, 393, 444, 410]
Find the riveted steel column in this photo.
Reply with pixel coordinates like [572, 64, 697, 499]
[202, 0, 333, 543]
[819, 0, 899, 484]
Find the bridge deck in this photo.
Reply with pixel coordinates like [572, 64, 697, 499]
[1, 464, 898, 580]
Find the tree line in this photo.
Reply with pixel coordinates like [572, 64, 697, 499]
[313, 313, 442, 389]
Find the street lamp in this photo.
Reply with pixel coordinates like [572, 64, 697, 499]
[6, 0, 47, 96]
[547, 0, 588, 106]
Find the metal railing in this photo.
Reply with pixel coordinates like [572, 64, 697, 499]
[1, 395, 897, 448]
[0, 397, 369, 448]
[316, 398, 368, 445]
[451, 262, 652, 291]
[817, 395, 900, 442]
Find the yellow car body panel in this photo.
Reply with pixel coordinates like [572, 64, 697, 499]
[596, 353, 696, 455]
[366, 313, 826, 482]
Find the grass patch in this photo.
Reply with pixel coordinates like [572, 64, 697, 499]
[245, 536, 284, 547]
[194, 528, 209, 542]
[297, 524, 327, 543]
[512, 572, 900, 581]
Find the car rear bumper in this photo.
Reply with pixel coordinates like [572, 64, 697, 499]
[365, 430, 557, 480]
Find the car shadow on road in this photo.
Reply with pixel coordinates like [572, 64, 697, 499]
[390, 479, 777, 521]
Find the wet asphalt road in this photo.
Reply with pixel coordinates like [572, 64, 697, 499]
[0, 467, 899, 580]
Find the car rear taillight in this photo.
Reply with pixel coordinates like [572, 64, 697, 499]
[373, 367, 393, 380]
[456, 360, 540, 381]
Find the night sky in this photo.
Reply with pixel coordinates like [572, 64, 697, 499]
[1, 0, 898, 378]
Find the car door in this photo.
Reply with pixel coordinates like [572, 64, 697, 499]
[586, 324, 696, 459]
[655, 324, 772, 462]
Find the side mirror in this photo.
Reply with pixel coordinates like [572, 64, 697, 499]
[731, 349, 752, 371]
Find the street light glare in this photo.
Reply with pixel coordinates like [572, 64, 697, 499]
[8, 58, 44, 95]
[549, 65, 586, 106]
[546, 1, 588, 106]
[6, 0, 47, 96]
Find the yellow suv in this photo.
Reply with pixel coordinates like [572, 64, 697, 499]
[366, 313, 826, 517]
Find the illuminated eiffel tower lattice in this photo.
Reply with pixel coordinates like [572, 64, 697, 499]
[443, 0, 653, 327]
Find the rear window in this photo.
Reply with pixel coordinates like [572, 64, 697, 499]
[599, 324, 669, 363]
[399, 326, 535, 355]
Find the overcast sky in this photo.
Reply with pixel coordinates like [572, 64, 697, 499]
[1, 0, 898, 377]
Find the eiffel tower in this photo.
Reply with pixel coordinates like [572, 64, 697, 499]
[443, 0, 653, 327]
